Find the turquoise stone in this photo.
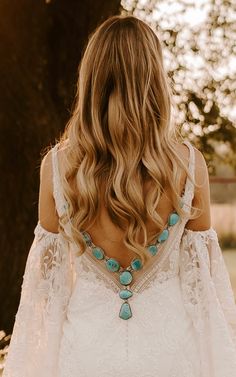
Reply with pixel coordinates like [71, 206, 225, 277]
[82, 231, 92, 244]
[119, 302, 132, 320]
[131, 258, 142, 270]
[92, 247, 104, 260]
[148, 244, 158, 256]
[119, 289, 133, 299]
[168, 213, 180, 226]
[106, 258, 120, 272]
[158, 229, 169, 243]
[119, 270, 133, 285]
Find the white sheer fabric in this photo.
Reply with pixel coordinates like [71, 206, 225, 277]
[2, 224, 75, 377]
[3, 140, 236, 377]
[180, 227, 236, 376]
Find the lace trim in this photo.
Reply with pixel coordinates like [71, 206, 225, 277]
[34, 221, 60, 238]
[131, 220, 185, 293]
[75, 217, 188, 295]
[183, 226, 217, 237]
[79, 253, 121, 293]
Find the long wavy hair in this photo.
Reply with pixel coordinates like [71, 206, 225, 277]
[52, 15, 202, 264]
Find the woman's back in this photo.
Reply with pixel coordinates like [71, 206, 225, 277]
[52, 139, 195, 283]
[54, 140, 194, 270]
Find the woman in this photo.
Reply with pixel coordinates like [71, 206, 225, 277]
[3, 14, 236, 377]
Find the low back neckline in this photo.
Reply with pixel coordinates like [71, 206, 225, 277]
[51, 140, 195, 241]
[51, 139, 195, 283]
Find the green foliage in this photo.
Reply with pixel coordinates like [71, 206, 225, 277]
[121, 0, 236, 173]
[220, 234, 236, 250]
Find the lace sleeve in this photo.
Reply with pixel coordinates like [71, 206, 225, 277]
[2, 222, 75, 377]
[179, 227, 236, 375]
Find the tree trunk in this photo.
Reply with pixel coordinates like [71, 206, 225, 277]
[0, 0, 121, 333]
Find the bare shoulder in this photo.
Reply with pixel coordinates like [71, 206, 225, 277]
[39, 145, 59, 233]
[40, 148, 54, 193]
[193, 147, 209, 187]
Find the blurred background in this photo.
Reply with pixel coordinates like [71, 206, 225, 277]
[0, 0, 235, 372]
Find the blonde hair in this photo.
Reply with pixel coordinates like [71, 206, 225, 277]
[54, 15, 201, 265]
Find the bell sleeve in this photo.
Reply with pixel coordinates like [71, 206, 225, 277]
[179, 227, 236, 376]
[3, 221, 75, 377]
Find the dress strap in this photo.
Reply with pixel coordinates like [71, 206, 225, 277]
[181, 140, 195, 213]
[51, 143, 67, 217]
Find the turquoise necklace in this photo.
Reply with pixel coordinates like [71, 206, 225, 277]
[81, 210, 180, 320]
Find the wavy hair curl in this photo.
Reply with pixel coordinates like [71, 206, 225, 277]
[53, 15, 202, 264]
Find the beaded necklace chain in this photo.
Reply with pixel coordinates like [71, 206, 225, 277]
[81, 210, 180, 320]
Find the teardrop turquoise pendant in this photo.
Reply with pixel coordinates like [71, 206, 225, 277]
[119, 301, 132, 320]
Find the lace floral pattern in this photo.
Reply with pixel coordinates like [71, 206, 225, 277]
[77, 224, 182, 295]
[180, 227, 236, 376]
[3, 222, 74, 377]
[58, 272, 202, 377]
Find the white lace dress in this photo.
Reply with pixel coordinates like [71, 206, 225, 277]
[3, 141, 236, 377]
